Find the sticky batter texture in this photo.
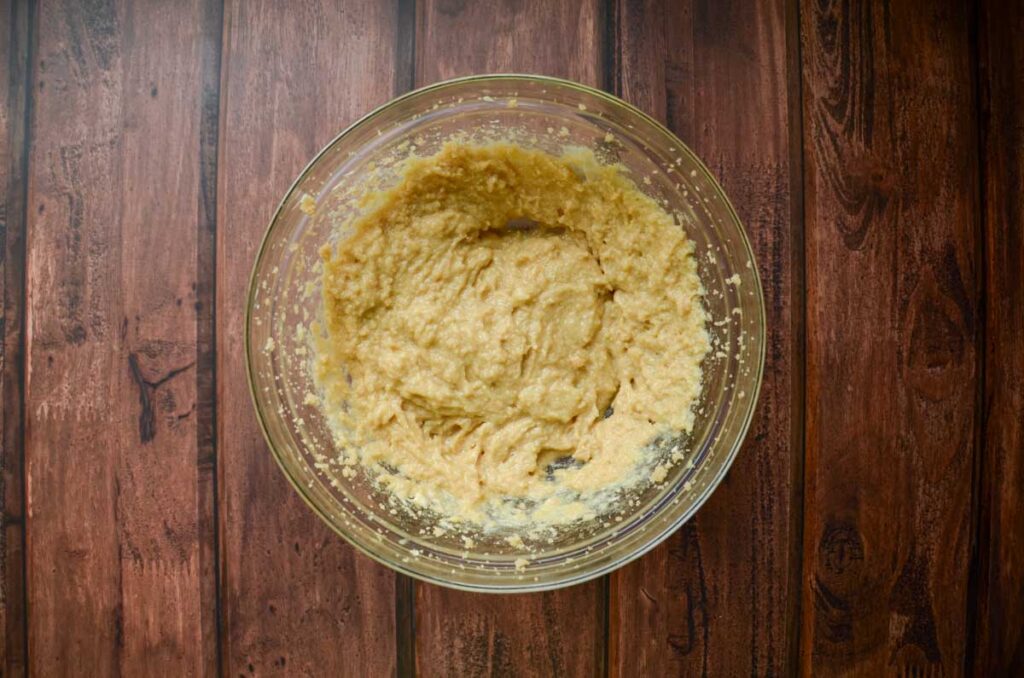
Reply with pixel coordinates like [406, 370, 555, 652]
[316, 142, 708, 526]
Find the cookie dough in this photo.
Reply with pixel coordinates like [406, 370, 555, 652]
[316, 142, 708, 525]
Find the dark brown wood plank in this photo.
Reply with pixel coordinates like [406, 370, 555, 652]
[25, 0, 218, 674]
[0, 1, 30, 674]
[413, 2, 606, 676]
[800, 0, 980, 674]
[416, 591, 605, 678]
[416, 0, 602, 86]
[972, 0, 1024, 673]
[216, 1, 400, 675]
[608, 0, 802, 675]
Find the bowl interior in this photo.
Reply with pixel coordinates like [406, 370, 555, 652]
[246, 75, 765, 592]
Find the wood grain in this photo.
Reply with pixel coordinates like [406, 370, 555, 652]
[415, 587, 605, 678]
[609, 0, 803, 675]
[412, 2, 607, 676]
[800, 0, 980, 674]
[972, 0, 1024, 673]
[0, 1, 29, 674]
[216, 1, 400, 675]
[416, 0, 602, 86]
[25, 0, 218, 674]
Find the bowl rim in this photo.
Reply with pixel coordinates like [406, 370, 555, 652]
[244, 73, 767, 593]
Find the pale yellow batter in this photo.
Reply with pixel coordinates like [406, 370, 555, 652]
[315, 142, 708, 526]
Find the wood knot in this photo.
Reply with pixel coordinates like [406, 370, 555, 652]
[812, 519, 876, 654]
[889, 549, 941, 665]
[812, 575, 853, 645]
[819, 520, 865, 576]
[436, 0, 468, 17]
[128, 345, 195, 443]
[904, 277, 971, 401]
[833, 151, 896, 251]
[910, 300, 963, 370]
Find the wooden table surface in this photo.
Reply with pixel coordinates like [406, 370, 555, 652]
[1, 0, 1021, 675]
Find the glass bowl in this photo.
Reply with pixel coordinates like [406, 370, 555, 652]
[246, 74, 765, 592]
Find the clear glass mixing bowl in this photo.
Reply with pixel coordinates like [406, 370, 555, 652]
[246, 75, 765, 592]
